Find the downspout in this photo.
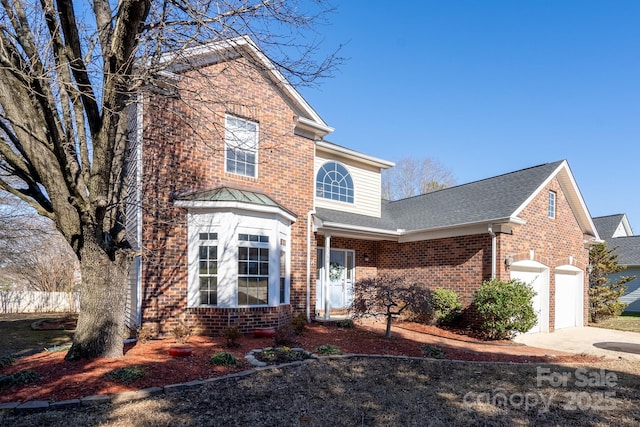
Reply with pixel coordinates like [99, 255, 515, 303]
[488, 224, 496, 279]
[306, 210, 315, 323]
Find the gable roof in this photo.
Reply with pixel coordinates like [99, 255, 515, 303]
[593, 214, 633, 238]
[155, 36, 333, 140]
[593, 214, 639, 266]
[315, 160, 599, 242]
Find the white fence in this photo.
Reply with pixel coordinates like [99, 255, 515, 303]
[0, 291, 79, 314]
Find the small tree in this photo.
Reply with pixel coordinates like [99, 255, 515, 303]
[473, 279, 537, 340]
[589, 242, 636, 323]
[350, 274, 432, 339]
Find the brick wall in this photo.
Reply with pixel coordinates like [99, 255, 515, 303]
[140, 56, 316, 336]
[316, 176, 589, 331]
[497, 177, 589, 330]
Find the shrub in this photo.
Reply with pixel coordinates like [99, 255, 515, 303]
[255, 347, 311, 364]
[432, 288, 462, 325]
[0, 369, 40, 389]
[274, 325, 295, 346]
[420, 344, 446, 359]
[472, 279, 538, 340]
[171, 319, 192, 344]
[222, 325, 242, 348]
[209, 351, 239, 366]
[335, 319, 354, 328]
[108, 366, 146, 384]
[291, 314, 308, 335]
[0, 356, 15, 369]
[314, 344, 342, 355]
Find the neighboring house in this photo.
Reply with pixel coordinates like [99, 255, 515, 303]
[125, 36, 599, 336]
[592, 214, 640, 312]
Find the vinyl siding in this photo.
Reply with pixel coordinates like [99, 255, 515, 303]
[314, 152, 382, 218]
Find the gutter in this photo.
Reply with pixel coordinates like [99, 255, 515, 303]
[488, 224, 497, 279]
[306, 210, 315, 322]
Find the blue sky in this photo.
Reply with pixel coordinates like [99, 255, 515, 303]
[301, 1, 640, 232]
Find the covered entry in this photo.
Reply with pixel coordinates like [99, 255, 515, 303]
[510, 260, 549, 333]
[316, 248, 355, 315]
[554, 265, 584, 329]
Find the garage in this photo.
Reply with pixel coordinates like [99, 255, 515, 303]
[554, 265, 584, 329]
[510, 261, 549, 333]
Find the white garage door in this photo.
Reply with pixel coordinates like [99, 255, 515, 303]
[510, 262, 549, 333]
[555, 267, 584, 329]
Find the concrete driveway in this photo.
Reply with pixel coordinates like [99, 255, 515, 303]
[514, 326, 640, 360]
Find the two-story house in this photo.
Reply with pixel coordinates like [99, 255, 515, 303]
[126, 36, 599, 336]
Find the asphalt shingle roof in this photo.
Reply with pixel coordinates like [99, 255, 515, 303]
[609, 236, 640, 266]
[316, 161, 564, 232]
[593, 214, 626, 239]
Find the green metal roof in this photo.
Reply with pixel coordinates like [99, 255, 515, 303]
[175, 186, 296, 218]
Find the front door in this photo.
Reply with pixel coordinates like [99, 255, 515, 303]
[316, 248, 355, 311]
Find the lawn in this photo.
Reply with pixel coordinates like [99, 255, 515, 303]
[1, 313, 639, 426]
[0, 313, 74, 358]
[1, 357, 639, 426]
[590, 312, 640, 333]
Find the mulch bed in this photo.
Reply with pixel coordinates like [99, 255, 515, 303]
[0, 319, 602, 404]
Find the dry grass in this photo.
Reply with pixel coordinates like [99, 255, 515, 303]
[590, 312, 640, 333]
[2, 357, 639, 426]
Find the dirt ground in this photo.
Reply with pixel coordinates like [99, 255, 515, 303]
[0, 318, 602, 404]
[2, 357, 639, 426]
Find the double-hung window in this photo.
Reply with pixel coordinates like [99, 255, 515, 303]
[548, 191, 556, 219]
[237, 234, 269, 305]
[198, 233, 218, 305]
[225, 115, 258, 177]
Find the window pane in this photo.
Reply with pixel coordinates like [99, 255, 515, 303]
[316, 161, 354, 203]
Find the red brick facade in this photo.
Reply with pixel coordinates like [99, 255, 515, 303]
[138, 46, 589, 337]
[140, 56, 316, 335]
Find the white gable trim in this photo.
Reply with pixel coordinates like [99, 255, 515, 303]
[512, 160, 600, 240]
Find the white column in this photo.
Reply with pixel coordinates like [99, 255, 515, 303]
[324, 233, 331, 320]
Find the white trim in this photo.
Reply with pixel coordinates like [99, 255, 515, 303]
[187, 210, 292, 309]
[316, 140, 395, 169]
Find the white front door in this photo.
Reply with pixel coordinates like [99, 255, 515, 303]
[316, 248, 355, 311]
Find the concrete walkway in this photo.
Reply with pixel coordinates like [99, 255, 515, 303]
[514, 326, 640, 360]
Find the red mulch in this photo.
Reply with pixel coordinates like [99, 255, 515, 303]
[0, 320, 602, 403]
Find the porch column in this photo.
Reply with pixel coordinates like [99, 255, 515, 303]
[324, 233, 331, 320]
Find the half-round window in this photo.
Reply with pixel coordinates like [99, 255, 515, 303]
[316, 162, 354, 203]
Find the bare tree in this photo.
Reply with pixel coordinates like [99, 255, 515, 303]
[350, 274, 433, 339]
[0, 1, 340, 360]
[382, 157, 456, 200]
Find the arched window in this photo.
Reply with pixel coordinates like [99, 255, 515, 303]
[316, 162, 354, 203]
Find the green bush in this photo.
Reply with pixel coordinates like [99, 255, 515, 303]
[335, 319, 354, 328]
[108, 366, 146, 384]
[472, 278, 538, 340]
[209, 351, 239, 366]
[0, 369, 40, 389]
[431, 288, 462, 325]
[0, 356, 15, 369]
[420, 344, 446, 359]
[314, 344, 342, 355]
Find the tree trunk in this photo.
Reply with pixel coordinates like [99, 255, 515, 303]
[65, 233, 134, 360]
[385, 314, 392, 339]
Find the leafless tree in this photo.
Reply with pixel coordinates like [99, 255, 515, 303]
[0, 192, 78, 292]
[350, 274, 433, 339]
[0, 1, 340, 360]
[382, 157, 456, 200]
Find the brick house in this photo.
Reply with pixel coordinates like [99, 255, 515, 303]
[126, 36, 599, 336]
